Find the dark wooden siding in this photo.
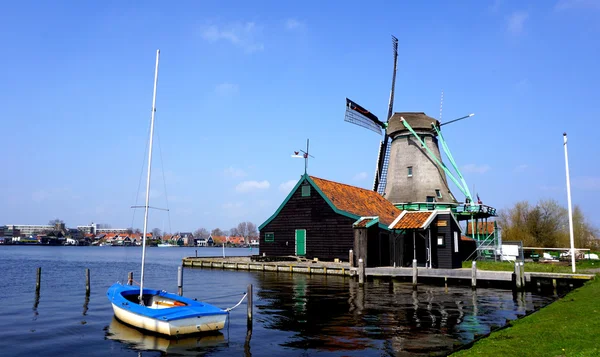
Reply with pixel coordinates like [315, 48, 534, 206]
[259, 180, 355, 261]
[435, 214, 462, 269]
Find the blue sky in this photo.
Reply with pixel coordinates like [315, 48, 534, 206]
[2, 0, 599, 232]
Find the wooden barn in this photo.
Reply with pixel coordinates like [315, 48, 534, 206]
[258, 174, 401, 263]
[388, 210, 466, 269]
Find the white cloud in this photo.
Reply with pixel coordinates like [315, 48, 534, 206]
[224, 166, 247, 178]
[236, 180, 270, 192]
[285, 18, 304, 30]
[278, 179, 297, 193]
[215, 82, 239, 96]
[461, 164, 491, 174]
[573, 176, 600, 190]
[555, 0, 600, 11]
[507, 11, 529, 35]
[353, 172, 369, 181]
[201, 22, 264, 53]
[514, 164, 529, 173]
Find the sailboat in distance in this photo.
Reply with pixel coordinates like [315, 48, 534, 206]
[106, 50, 228, 336]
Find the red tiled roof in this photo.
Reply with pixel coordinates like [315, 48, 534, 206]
[354, 218, 377, 228]
[309, 176, 401, 226]
[466, 222, 495, 235]
[390, 211, 434, 229]
[212, 235, 227, 244]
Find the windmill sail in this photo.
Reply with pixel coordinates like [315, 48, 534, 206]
[373, 138, 391, 195]
[344, 98, 384, 135]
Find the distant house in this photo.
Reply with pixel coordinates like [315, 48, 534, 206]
[210, 235, 227, 246]
[227, 236, 246, 246]
[259, 174, 401, 264]
[179, 232, 194, 246]
[196, 238, 208, 247]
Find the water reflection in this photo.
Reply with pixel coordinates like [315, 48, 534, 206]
[105, 317, 226, 355]
[32, 290, 40, 322]
[256, 274, 555, 356]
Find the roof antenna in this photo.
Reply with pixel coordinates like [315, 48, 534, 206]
[439, 90, 444, 121]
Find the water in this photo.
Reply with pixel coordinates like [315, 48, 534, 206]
[0, 246, 557, 356]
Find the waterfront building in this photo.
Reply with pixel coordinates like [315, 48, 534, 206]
[6, 224, 54, 236]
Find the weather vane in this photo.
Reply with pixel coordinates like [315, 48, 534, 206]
[291, 138, 315, 174]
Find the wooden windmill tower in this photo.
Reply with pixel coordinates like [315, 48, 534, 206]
[344, 35, 477, 206]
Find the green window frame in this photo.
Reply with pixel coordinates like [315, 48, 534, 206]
[301, 184, 311, 197]
[265, 232, 274, 242]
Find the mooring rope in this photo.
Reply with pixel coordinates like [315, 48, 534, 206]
[225, 293, 248, 312]
[202, 292, 247, 301]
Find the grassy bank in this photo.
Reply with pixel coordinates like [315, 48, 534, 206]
[462, 260, 600, 273]
[451, 277, 600, 357]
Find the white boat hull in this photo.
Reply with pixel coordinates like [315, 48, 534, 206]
[111, 303, 226, 336]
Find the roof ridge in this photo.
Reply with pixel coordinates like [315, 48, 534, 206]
[309, 176, 380, 195]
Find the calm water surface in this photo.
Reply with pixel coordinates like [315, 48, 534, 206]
[0, 246, 557, 356]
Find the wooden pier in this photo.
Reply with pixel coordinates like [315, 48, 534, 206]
[182, 257, 595, 288]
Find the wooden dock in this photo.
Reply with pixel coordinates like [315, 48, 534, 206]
[182, 257, 595, 288]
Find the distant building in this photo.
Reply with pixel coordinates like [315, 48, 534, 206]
[6, 224, 53, 236]
[77, 223, 97, 235]
[96, 228, 129, 234]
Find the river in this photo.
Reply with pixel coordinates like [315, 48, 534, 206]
[0, 246, 558, 356]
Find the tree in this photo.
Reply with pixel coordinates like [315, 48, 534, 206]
[236, 221, 258, 240]
[211, 228, 224, 237]
[499, 199, 597, 248]
[48, 218, 64, 226]
[194, 228, 209, 239]
[126, 228, 134, 234]
[152, 228, 162, 238]
[134, 228, 142, 234]
[229, 227, 240, 236]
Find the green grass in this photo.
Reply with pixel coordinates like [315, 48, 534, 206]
[451, 277, 600, 357]
[462, 260, 600, 274]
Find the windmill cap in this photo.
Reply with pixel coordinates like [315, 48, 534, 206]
[387, 112, 440, 136]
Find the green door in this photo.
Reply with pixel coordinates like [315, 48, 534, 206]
[295, 229, 306, 256]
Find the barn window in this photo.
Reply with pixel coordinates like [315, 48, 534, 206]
[301, 184, 311, 197]
[436, 189, 442, 199]
[407, 166, 413, 177]
[437, 235, 445, 247]
[265, 232, 274, 242]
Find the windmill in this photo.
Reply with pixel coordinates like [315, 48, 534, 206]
[344, 35, 477, 206]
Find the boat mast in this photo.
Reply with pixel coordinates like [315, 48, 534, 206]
[140, 49, 160, 303]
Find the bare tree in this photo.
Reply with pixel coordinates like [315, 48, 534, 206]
[134, 228, 142, 234]
[152, 228, 162, 238]
[229, 227, 241, 236]
[48, 218, 64, 226]
[211, 228, 224, 237]
[194, 228, 209, 239]
[247, 222, 258, 238]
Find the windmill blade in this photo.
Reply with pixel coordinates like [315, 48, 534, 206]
[439, 113, 475, 127]
[344, 98, 384, 135]
[373, 137, 391, 194]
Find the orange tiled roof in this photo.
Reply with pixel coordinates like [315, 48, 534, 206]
[391, 211, 433, 229]
[309, 176, 401, 226]
[228, 236, 245, 245]
[212, 235, 227, 244]
[354, 218, 377, 228]
[467, 222, 495, 235]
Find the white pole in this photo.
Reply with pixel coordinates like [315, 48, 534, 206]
[139, 49, 160, 302]
[222, 243, 225, 258]
[563, 133, 576, 273]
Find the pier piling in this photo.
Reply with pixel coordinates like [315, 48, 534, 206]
[471, 261, 477, 289]
[85, 268, 90, 295]
[412, 259, 418, 290]
[349, 250, 354, 267]
[247, 284, 253, 329]
[520, 262, 525, 288]
[36, 267, 41, 293]
[514, 262, 522, 290]
[177, 266, 183, 296]
[127, 272, 133, 285]
[358, 258, 365, 285]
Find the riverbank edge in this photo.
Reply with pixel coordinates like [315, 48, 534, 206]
[450, 274, 600, 357]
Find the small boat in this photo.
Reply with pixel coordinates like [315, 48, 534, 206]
[107, 49, 229, 336]
[157, 243, 176, 247]
[106, 316, 226, 353]
[106, 283, 228, 335]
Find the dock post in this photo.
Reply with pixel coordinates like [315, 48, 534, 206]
[195, 249, 197, 258]
[36, 267, 41, 293]
[471, 261, 477, 289]
[247, 284, 253, 329]
[514, 262, 522, 290]
[358, 258, 365, 285]
[412, 259, 418, 290]
[127, 272, 133, 285]
[177, 265, 183, 296]
[552, 278, 557, 295]
[349, 250, 354, 267]
[444, 276, 448, 292]
[520, 262, 525, 288]
[85, 268, 91, 295]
